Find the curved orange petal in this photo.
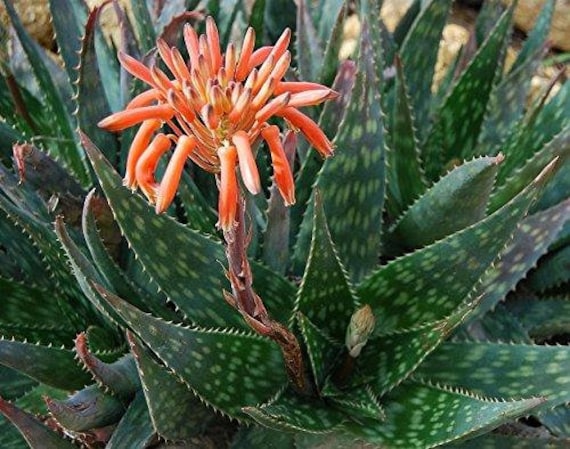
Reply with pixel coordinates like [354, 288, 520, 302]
[124, 119, 162, 189]
[247, 46, 272, 71]
[155, 135, 197, 213]
[218, 145, 238, 231]
[183, 24, 200, 68]
[261, 125, 295, 205]
[273, 81, 330, 95]
[98, 105, 174, 132]
[254, 92, 290, 124]
[206, 16, 222, 74]
[135, 133, 171, 203]
[278, 107, 334, 157]
[118, 51, 154, 86]
[126, 89, 161, 109]
[287, 89, 338, 108]
[232, 131, 261, 194]
[235, 27, 255, 81]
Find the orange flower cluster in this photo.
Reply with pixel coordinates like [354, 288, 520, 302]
[99, 17, 336, 230]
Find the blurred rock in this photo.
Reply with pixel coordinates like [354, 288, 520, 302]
[0, 0, 54, 49]
[380, 0, 415, 32]
[502, 0, 570, 51]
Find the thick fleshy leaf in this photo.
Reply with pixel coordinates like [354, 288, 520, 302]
[329, 385, 384, 421]
[295, 194, 357, 341]
[45, 385, 125, 432]
[231, 426, 296, 449]
[540, 404, 570, 438]
[506, 297, 570, 339]
[0, 397, 77, 449]
[296, 20, 385, 283]
[399, 0, 452, 139]
[77, 6, 118, 161]
[389, 155, 502, 249]
[130, 0, 156, 53]
[386, 58, 426, 218]
[297, 314, 340, 390]
[423, 6, 512, 177]
[358, 159, 555, 333]
[82, 133, 244, 329]
[296, 0, 323, 82]
[0, 339, 90, 391]
[318, 0, 347, 86]
[244, 389, 347, 433]
[528, 245, 570, 293]
[465, 198, 570, 322]
[106, 392, 155, 449]
[129, 333, 214, 441]
[414, 342, 570, 414]
[490, 124, 570, 212]
[449, 433, 570, 449]
[345, 382, 544, 449]
[2, 0, 89, 185]
[96, 285, 287, 419]
[353, 297, 479, 395]
[0, 366, 37, 401]
[177, 171, 218, 235]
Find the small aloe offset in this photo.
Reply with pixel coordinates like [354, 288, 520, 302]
[0, 0, 570, 448]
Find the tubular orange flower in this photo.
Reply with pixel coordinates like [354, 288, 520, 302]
[98, 17, 337, 229]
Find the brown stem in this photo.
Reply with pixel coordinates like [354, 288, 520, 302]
[331, 351, 355, 388]
[222, 195, 310, 394]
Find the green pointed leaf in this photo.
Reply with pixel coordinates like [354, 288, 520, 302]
[414, 342, 570, 414]
[2, 0, 89, 185]
[297, 314, 340, 390]
[466, 199, 570, 321]
[353, 298, 478, 395]
[507, 297, 570, 339]
[390, 155, 502, 249]
[96, 285, 287, 419]
[0, 417, 28, 449]
[0, 397, 77, 449]
[46, 385, 125, 432]
[129, 332, 214, 441]
[77, 6, 118, 161]
[511, 0, 555, 72]
[459, 304, 531, 343]
[386, 57, 426, 218]
[244, 389, 347, 433]
[528, 244, 570, 293]
[424, 6, 512, 177]
[81, 191, 178, 321]
[540, 404, 570, 438]
[0, 339, 90, 391]
[295, 194, 357, 340]
[329, 385, 384, 421]
[130, 1, 156, 54]
[346, 382, 544, 449]
[494, 81, 570, 191]
[106, 392, 155, 449]
[317, 0, 346, 86]
[296, 20, 386, 283]
[358, 159, 555, 333]
[296, 0, 323, 82]
[0, 366, 37, 401]
[476, 45, 547, 156]
[490, 124, 570, 212]
[399, 0, 452, 139]
[82, 133, 245, 329]
[0, 323, 75, 349]
[178, 171, 218, 235]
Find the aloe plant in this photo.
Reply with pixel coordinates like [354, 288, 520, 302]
[0, 0, 569, 448]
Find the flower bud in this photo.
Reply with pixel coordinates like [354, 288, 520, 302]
[345, 304, 375, 358]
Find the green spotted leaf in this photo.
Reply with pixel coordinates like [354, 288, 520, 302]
[353, 297, 478, 396]
[490, 124, 570, 212]
[46, 385, 125, 432]
[345, 382, 544, 449]
[77, 6, 118, 161]
[82, 133, 245, 329]
[0, 339, 90, 391]
[294, 194, 358, 341]
[106, 392, 155, 449]
[527, 244, 570, 293]
[318, 0, 347, 86]
[296, 0, 323, 82]
[357, 159, 555, 333]
[244, 389, 347, 433]
[296, 20, 386, 283]
[297, 314, 340, 390]
[465, 199, 570, 321]
[2, 0, 89, 186]
[494, 81, 570, 191]
[389, 155, 502, 250]
[386, 57, 426, 218]
[231, 426, 296, 449]
[0, 366, 37, 401]
[0, 397, 77, 449]
[178, 171, 218, 235]
[96, 285, 287, 419]
[511, 0, 555, 72]
[130, 0, 156, 54]
[129, 332, 214, 441]
[399, 0, 452, 139]
[423, 6, 512, 178]
[413, 342, 570, 414]
[540, 404, 570, 438]
[506, 297, 570, 339]
[329, 385, 384, 421]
